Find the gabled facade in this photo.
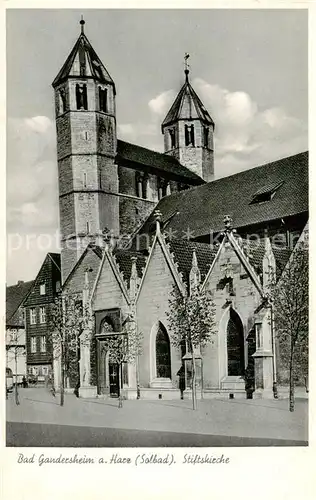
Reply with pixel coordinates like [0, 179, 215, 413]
[6, 280, 34, 383]
[53, 212, 295, 400]
[23, 253, 61, 380]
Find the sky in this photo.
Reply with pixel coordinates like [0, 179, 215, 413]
[6, 8, 308, 285]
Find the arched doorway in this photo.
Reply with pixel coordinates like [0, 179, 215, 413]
[155, 322, 171, 379]
[98, 317, 120, 397]
[227, 309, 245, 376]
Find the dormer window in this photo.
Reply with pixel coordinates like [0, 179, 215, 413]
[185, 124, 195, 146]
[76, 83, 88, 110]
[169, 128, 176, 149]
[99, 87, 108, 112]
[250, 181, 284, 205]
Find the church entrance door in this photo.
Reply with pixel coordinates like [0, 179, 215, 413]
[109, 363, 120, 397]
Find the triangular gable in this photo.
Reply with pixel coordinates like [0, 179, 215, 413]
[23, 253, 61, 306]
[62, 244, 102, 291]
[136, 227, 186, 303]
[91, 247, 130, 309]
[201, 232, 264, 297]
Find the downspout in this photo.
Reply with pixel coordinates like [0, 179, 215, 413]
[270, 300, 278, 399]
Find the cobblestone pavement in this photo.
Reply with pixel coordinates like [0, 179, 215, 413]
[6, 387, 308, 443]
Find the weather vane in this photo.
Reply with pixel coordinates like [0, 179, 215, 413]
[80, 15, 85, 34]
[184, 52, 190, 72]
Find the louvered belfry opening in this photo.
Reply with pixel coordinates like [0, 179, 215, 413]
[156, 322, 171, 379]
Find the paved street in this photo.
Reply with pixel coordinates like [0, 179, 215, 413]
[6, 421, 306, 447]
[6, 388, 308, 447]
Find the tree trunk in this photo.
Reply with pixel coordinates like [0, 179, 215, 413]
[60, 344, 65, 407]
[118, 363, 123, 408]
[136, 355, 140, 400]
[14, 350, 20, 406]
[191, 342, 197, 410]
[289, 346, 295, 412]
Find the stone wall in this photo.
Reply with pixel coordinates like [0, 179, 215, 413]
[136, 241, 183, 388]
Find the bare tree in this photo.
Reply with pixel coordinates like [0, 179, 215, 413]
[271, 242, 308, 412]
[167, 285, 216, 410]
[49, 294, 92, 406]
[6, 329, 26, 405]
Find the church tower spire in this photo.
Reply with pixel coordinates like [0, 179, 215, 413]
[52, 19, 119, 283]
[161, 55, 215, 182]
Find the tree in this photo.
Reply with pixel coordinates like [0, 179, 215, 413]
[271, 243, 308, 412]
[167, 284, 216, 410]
[49, 294, 92, 406]
[101, 314, 143, 408]
[6, 329, 25, 405]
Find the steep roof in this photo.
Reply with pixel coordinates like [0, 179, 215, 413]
[52, 27, 115, 90]
[116, 140, 204, 183]
[23, 253, 61, 307]
[6, 280, 34, 327]
[113, 249, 147, 284]
[166, 237, 291, 288]
[162, 71, 214, 129]
[138, 151, 308, 240]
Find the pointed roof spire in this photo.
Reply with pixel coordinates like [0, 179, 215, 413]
[161, 59, 214, 130]
[52, 20, 115, 92]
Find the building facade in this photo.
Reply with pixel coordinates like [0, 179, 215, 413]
[6, 280, 33, 383]
[52, 21, 308, 400]
[23, 253, 61, 381]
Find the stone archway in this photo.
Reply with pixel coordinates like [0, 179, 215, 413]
[227, 309, 245, 376]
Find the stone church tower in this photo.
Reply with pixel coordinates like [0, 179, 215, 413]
[162, 67, 215, 182]
[52, 19, 119, 283]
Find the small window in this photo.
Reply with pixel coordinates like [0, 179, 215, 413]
[58, 89, 66, 115]
[169, 128, 176, 149]
[55, 281, 61, 293]
[40, 284, 46, 295]
[203, 126, 209, 147]
[42, 366, 49, 376]
[142, 175, 148, 199]
[185, 124, 195, 146]
[40, 336, 46, 353]
[31, 337, 37, 353]
[30, 308, 37, 325]
[39, 307, 46, 324]
[99, 87, 108, 112]
[76, 83, 88, 110]
[83, 172, 87, 188]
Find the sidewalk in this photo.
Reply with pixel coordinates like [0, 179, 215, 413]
[6, 387, 308, 443]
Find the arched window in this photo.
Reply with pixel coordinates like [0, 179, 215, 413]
[185, 124, 195, 146]
[99, 87, 108, 112]
[156, 322, 171, 378]
[227, 309, 245, 376]
[76, 83, 88, 110]
[58, 89, 66, 115]
[100, 317, 115, 335]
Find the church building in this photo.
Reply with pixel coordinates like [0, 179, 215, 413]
[52, 20, 308, 400]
